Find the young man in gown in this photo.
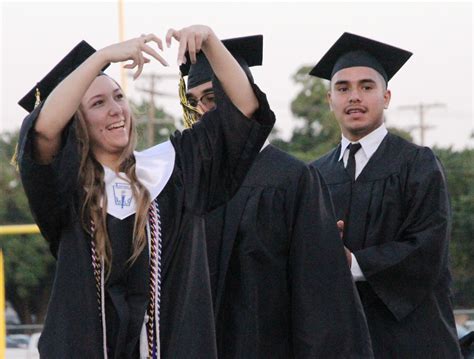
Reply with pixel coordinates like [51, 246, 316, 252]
[180, 34, 373, 358]
[311, 32, 462, 358]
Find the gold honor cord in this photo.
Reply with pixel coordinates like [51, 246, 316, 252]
[179, 74, 202, 128]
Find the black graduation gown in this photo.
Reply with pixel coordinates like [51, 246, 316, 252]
[104, 214, 149, 358]
[312, 133, 462, 358]
[206, 144, 373, 358]
[17, 79, 275, 358]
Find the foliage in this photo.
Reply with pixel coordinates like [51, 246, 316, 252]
[0, 132, 54, 324]
[435, 148, 474, 308]
[131, 99, 177, 151]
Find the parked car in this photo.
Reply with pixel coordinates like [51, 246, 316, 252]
[6, 334, 30, 349]
[5, 332, 40, 359]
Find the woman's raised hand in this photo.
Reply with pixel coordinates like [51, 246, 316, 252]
[99, 33, 169, 79]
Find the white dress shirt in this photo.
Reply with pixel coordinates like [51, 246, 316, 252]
[338, 123, 388, 281]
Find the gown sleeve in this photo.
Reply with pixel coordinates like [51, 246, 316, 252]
[170, 77, 275, 214]
[289, 165, 373, 358]
[18, 105, 80, 256]
[353, 147, 452, 321]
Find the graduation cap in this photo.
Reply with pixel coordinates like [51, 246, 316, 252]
[178, 35, 263, 128]
[309, 32, 412, 83]
[180, 34, 263, 89]
[18, 40, 109, 113]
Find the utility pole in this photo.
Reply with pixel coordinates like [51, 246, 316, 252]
[133, 73, 178, 147]
[398, 102, 446, 146]
[118, 0, 127, 93]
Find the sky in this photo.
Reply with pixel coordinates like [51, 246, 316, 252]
[1, 0, 473, 149]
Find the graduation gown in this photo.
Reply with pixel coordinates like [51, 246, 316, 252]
[17, 79, 275, 358]
[312, 133, 462, 358]
[207, 144, 373, 358]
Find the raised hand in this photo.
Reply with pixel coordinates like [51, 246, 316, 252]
[165, 25, 214, 66]
[99, 33, 169, 79]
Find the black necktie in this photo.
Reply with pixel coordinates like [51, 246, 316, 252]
[346, 143, 362, 182]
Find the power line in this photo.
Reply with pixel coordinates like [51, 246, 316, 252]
[398, 103, 446, 146]
[118, 0, 127, 93]
[133, 73, 178, 147]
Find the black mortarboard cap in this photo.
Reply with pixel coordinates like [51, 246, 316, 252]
[309, 32, 412, 83]
[180, 35, 263, 89]
[18, 40, 109, 112]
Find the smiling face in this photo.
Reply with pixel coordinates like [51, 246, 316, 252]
[80, 75, 132, 164]
[328, 66, 391, 141]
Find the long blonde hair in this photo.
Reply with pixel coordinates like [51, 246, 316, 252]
[75, 75, 151, 275]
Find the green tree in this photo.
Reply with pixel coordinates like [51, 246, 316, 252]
[131, 99, 177, 151]
[273, 66, 340, 162]
[0, 132, 31, 224]
[385, 126, 412, 142]
[3, 234, 55, 324]
[435, 148, 474, 308]
[0, 132, 55, 324]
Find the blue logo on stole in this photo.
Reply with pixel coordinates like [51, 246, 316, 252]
[112, 182, 133, 209]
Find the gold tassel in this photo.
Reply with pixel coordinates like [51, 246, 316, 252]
[10, 143, 19, 171]
[10, 88, 41, 171]
[34, 87, 41, 108]
[178, 73, 202, 128]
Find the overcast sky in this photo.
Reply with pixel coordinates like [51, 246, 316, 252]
[1, 0, 472, 149]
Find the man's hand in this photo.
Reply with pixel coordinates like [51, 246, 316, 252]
[337, 220, 351, 266]
[165, 25, 214, 66]
[337, 220, 344, 239]
[344, 246, 352, 267]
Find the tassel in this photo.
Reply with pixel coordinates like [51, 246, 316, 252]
[10, 87, 41, 171]
[10, 143, 19, 171]
[34, 88, 41, 108]
[178, 73, 202, 128]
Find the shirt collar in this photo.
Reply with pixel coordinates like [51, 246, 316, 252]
[338, 123, 388, 161]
